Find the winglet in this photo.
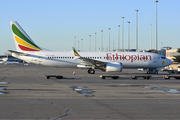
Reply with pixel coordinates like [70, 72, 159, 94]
[72, 47, 80, 60]
[73, 47, 80, 57]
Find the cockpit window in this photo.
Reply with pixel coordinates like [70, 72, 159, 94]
[161, 57, 166, 59]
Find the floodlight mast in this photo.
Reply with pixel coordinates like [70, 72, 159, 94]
[118, 25, 120, 51]
[127, 21, 130, 52]
[122, 17, 124, 51]
[108, 28, 111, 51]
[101, 30, 103, 51]
[155, 0, 158, 50]
[135, 10, 138, 51]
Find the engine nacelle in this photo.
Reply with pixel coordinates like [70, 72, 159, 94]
[106, 62, 123, 72]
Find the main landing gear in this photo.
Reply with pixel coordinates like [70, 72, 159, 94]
[88, 68, 95, 74]
[147, 68, 158, 74]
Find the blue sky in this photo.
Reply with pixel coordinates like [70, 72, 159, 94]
[0, 0, 180, 54]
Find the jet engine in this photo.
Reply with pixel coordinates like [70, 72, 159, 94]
[105, 62, 123, 72]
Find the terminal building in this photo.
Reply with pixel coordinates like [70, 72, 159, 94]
[166, 48, 180, 61]
[163, 47, 180, 70]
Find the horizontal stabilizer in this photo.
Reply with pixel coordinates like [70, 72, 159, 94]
[8, 50, 29, 56]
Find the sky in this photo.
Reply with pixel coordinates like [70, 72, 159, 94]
[0, 0, 180, 54]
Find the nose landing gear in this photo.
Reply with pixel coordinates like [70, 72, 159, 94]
[88, 68, 95, 74]
[147, 68, 158, 74]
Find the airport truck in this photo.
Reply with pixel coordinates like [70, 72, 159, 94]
[168, 64, 180, 74]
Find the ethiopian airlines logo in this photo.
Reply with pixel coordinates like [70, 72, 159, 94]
[106, 53, 152, 62]
[12, 24, 42, 51]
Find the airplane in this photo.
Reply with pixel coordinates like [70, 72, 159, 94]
[9, 21, 173, 74]
[0, 55, 22, 65]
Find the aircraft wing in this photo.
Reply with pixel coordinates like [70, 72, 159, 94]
[72, 47, 105, 66]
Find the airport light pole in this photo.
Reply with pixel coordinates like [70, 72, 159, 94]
[74, 36, 76, 49]
[118, 25, 120, 51]
[95, 32, 97, 51]
[122, 17, 124, 51]
[127, 21, 130, 52]
[81, 39, 83, 51]
[155, 0, 158, 50]
[89, 35, 91, 51]
[150, 24, 152, 49]
[108, 28, 111, 51]
[101, 30, 103, 51]
[113, 39, 114, 51]
[78, 40, 79, 50]
[135, 10, 138, 51]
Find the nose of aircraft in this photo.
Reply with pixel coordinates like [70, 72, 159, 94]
[170, 59, 173, 65]
[167, 59, 173, 66]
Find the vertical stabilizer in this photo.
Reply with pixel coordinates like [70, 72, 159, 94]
[10, 21, 42, 52]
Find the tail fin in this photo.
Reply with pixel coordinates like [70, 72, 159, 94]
[10, 21, 42, 52]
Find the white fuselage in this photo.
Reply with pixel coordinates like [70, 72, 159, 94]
[11, 50, 173, 69]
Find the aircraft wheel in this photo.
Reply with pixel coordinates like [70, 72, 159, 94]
[88, 69, 91, 74]
[90, 69, 95, 74]
[88, 69, 95, 74]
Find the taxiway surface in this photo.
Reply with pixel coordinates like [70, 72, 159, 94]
[0, 64, 180, 120]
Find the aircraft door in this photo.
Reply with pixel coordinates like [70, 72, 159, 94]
[38, 58, 42, 62]
[38, 55, 42, 63]
[153, 56, 157, 63]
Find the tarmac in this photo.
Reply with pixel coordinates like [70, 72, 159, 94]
[0, 64, 180, 120]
